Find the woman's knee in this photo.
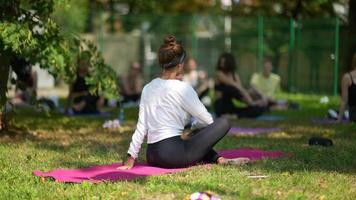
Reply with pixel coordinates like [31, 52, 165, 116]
[214, 117, 231, 131]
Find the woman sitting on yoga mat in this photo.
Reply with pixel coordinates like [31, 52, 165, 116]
[65, 52, 105, 114]
[337, 53, 356, 123]
[119, 36, 249, 169]
[214, 53, 267, 118]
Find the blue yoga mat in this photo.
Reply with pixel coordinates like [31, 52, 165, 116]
[59, 108, 111, 118]
[256, 115, 286, 121]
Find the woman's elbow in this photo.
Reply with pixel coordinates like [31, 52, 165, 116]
[340, 100, 347, 107]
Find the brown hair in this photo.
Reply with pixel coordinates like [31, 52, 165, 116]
[158, 35, 185, 69]
[216, 52, 236, 73]
[263, 56, 272, 64]
[352, 52, 356, 69]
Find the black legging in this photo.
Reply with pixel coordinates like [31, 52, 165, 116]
[215, 84, 266, 118]
[73, 94, 100, 114]
[146, 117, 231, 168]
[350, 106, 356, 123]
[122, 93, 141, 103]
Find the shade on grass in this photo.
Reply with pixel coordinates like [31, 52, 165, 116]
[1, 94, 355, 199]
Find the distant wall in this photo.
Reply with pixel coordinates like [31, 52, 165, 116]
[82, 32, 140, 76]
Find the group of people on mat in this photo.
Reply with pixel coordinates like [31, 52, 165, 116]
[65, 43, 356, 122]
[65, 56, 146, 114]
[214, 53, 281, 118]
[63, 34, 284, 117]
[6, 39, 283, 119]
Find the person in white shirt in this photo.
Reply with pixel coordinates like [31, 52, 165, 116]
[119, 36, 249, 169]
[119, 61, 144, 104]
[182, 57, 210, 99]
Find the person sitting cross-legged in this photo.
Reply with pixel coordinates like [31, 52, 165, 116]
[214, 53, 268, 118]
[250, 58, 281, 105]
[249, 57, 300, 111]
[119, 36, 249, 169]
[65, 52, 105, 114]
[336, 53, 356, 123]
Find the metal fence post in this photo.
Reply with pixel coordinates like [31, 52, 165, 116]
[333, 17, 340, 96]
[98, 10, 105, 53]
[191, 14, 198, 58]
[224, 14, 232, 52]
[257, 16, 264, 72]
[288, 18, 295, 92]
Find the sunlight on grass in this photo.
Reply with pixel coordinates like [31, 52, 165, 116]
[0, 93, 355, 199]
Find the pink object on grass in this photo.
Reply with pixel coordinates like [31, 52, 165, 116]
[33, 148, 283, 183]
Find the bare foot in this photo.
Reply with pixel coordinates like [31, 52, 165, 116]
[217, 157, 250, 165]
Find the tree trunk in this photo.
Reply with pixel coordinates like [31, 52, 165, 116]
[342, 0, 356, 71]
[0, 52, 11, 131]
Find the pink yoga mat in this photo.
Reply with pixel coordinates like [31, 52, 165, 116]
[33, 148, 283, 183]
[229, 127, 280, 136]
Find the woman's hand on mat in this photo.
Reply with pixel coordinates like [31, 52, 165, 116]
[117, 157, 135, 170]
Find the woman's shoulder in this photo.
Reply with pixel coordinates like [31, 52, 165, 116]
[166, 80, 195, 96]
[145, 78, 191, 90]
[341, 73, 352, 85]
[270, 73, 281, 81]
[342, 73, 352, 81]
[215, 70, 230, 78]
[172, 79, 192, 89]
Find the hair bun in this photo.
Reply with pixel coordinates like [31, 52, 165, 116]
[164, 35, 176, 46]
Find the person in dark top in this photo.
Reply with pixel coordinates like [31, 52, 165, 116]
[10, 57, 37, 107]
[337, 53, 356, 122]
[182, 57, 210, 100]
[214, 53, 268, 118]
[65, 53, 105, 114]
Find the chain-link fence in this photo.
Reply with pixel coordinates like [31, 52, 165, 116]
[97, 15, 341, 95]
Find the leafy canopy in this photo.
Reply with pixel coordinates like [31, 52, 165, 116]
[0, 0, 118, 99]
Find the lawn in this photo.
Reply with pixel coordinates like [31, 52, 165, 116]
[0, 94, 355, 199]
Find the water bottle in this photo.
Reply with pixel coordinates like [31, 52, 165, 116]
[119, 107, 125, 124]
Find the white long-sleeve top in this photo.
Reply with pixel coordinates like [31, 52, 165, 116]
[127, 78, 213, 158]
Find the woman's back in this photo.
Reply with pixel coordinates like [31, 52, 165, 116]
[140, 78, 212, 143]
[122, 36, 238, 169]
[348, 73, 356, 108]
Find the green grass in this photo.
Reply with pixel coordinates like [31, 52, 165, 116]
[1, 94, 355, 199]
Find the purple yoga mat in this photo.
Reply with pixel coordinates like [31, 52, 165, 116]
[33, 148, 283, 183]
[229, 127, 280, 136]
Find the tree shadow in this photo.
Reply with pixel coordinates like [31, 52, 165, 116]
[10, 118, 356, 176]
[217, 133, 356, 174]
[4, 107, 356, 180]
